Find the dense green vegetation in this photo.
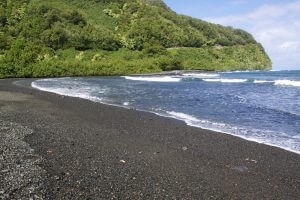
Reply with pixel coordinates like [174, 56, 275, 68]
[0, 0, 272, 78]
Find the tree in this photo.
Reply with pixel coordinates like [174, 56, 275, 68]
[41, 23, 68, 50]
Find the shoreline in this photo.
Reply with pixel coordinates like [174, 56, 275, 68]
[1, 79, 300, 199]
[31, 77, 300, 155]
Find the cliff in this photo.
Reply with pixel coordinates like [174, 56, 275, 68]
[0, 0, 272, 78]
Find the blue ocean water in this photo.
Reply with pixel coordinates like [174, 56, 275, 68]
[32, 70, 300, 154]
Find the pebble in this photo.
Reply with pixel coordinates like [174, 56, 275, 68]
[245, 158, 258, 163]
[182, 146, 188, 151]
[232, 166, 249, 173]
[0, 169, 10, 173]
[0, 119, 45, 199]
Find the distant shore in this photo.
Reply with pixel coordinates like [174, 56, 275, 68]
[0, 79, 299, 199]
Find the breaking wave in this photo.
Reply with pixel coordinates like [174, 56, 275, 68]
[253, 80, 274, 84]
[274, 80, 300, 87]
[203, 79, 248, 83]
[182, 73, 220, 78]
[123, 76, 182, 82]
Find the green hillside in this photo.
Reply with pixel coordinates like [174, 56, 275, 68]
[0, 0, 272, 78]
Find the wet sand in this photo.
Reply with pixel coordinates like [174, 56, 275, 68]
[0, 79, 299, 199]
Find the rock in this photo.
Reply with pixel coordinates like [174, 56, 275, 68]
[245, 158, 258, 163]
[182, 146, 188, 151]
[54, 175, 60, 180]
[232, 166, 249, 173]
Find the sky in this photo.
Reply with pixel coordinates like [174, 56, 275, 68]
[164, 0, 300, 70]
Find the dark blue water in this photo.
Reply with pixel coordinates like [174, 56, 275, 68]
[32, 70, 300, 154]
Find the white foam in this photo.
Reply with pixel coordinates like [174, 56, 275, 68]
[123, 76, 182, 82]
[32, 79, 139, 111]
[182, 73, 219, 78]
[165, 111, 300, 154]
[274, 80, 300, 87]
[253, 80, 274, 84]
[270, 70, 282, 72]
[203, 79, 248, 83]
[31, 80, 103, 102]
[202, 79, 221, 82]
[166, 111, 200, 123]
[221, 70, 251, 73]
[166, 111, 231, 132]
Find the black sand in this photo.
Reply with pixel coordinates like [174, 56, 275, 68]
[0, 79, 299, 199]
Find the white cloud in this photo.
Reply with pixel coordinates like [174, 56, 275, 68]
[205, 1, 300, 69]
[279, 42, 300, 51]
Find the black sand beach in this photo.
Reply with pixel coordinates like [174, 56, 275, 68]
[0, 79, 299, 199]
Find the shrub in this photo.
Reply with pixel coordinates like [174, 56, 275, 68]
[156, 56, 183, 71]
[41, 23, 68, 50]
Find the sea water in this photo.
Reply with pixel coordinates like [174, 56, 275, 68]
[32, 70, 300, 154]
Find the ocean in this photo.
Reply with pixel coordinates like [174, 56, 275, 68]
[32, 70, 300, 154]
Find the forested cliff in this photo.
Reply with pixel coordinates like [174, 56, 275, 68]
[0, 0, 272, 78]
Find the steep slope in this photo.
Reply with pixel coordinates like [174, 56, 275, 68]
[0, 0, 272, 78]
